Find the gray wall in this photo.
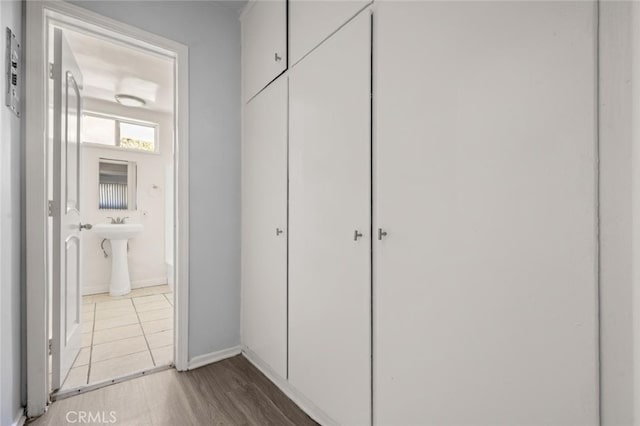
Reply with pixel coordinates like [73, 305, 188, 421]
[70, 0, 242, 358]
[0, 1, 24, 424]
[600, 1, 634, 423]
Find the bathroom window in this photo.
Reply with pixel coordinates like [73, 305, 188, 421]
[82, 112, 158, 153]
[84, 114, 116, 146]
[119, 121, 156, 152]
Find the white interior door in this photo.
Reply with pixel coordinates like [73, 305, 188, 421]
[373, 2, 598, 425]
[51, 28, 85, 391]
[289, 11, 371, 425]
[241, 76, 288, 378]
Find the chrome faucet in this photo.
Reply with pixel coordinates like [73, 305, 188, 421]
[106, 216, 129, 224]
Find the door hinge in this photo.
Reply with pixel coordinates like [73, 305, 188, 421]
[48, 338, 52, 355]
[48, 62, 54, 80]
[48, 200, 56, 217]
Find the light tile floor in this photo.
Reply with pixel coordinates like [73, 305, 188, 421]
[60, 284, 174, 390]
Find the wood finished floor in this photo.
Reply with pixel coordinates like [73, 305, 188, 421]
[30, 355, 317, 426]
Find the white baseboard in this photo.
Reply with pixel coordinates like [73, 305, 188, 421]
[241, 346, 337, 426]
[166, 262, 174, 290]
[83, 277, 168, 295]
[187, 346, 241, 370]
[12, 408, 25, 426]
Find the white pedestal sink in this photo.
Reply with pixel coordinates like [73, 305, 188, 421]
[93, 223, 144, 296]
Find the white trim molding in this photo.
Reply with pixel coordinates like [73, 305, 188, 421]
[241, 347, 338, 426]
[11, 409, 26, 426]
[187, 346, 242, 371]
[82, 277, 168, 296]
[25, 0, 51, 417]
[633, 4, 640, 423]
[174, 24, 190, 374]
[26, 0, 190, 417]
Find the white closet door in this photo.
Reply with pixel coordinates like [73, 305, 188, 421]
[241, 77, 288, 378]
[374, 2, 598, 425]
[289, 11, 371, 425]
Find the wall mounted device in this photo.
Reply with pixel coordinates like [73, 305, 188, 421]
[5, 27, 20, 117]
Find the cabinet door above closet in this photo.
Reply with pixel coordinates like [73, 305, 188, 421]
[289, 0, 371, 65]
[242, 0, 287, 102]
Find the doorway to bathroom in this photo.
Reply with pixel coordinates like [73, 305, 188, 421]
[25, 1, 190, 406]
[47, 27, 177, 393]
[49, 22, 175, 394]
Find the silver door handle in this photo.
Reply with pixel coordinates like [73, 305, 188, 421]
[276, 228, 284, 236]
[79, 223, 93, 231]
[354, 230, 363, 241]
[378, 228, 388, 240]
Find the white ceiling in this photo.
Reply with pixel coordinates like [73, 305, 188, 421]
[65, 29, 174, 113]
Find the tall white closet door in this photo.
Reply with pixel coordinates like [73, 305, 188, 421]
[241, 77, 288, 378]
[374, 2, 598, 425]
[289, 11, 371, 426]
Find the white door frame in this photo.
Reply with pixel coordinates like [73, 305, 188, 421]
[25, 1, 190, 417]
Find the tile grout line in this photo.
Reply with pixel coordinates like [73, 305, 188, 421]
[91, 349, 153, 366]
[135, 306, 173, 314]
[89, 299, 152, 378]
[132, 297, 157, 367]
[75, 286, 171, 382]
[163, 292, 172, 306]
[86, 302, 97, 385]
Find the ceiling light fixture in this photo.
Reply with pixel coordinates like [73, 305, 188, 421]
[115, 94, 146, 107]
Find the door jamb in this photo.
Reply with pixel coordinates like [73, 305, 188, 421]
[25, 1, 190, 417]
